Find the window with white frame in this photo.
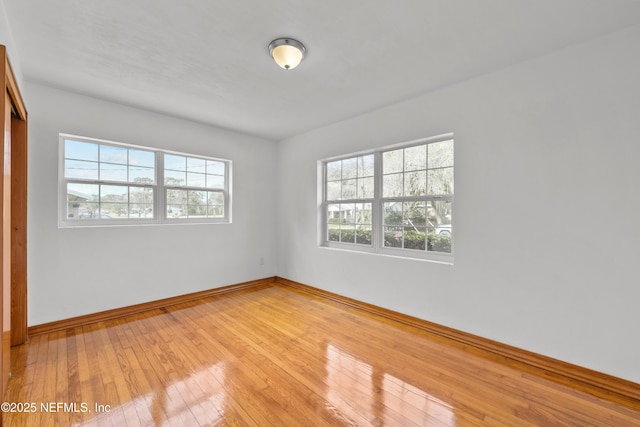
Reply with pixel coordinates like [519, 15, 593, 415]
[163, 154, 227, 220]
[321, 134, 453, 261]
[325, 154, 374, 245]
[59, 134, 231, 227]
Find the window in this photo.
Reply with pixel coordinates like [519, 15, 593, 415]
[163, 154, 227, 220]
[321, 134, 453, 262]
[326, 154, 374, 245]
[59, 134, 231, 227]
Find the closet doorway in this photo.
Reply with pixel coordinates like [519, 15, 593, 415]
[1, 45, 28, 403]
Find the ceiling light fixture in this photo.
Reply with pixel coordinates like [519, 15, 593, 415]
[269, 38, 306, 70]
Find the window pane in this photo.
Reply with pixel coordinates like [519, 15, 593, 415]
[207, 205, 224, 218]
[130, 187, 154, 209]
[428, 140, 454, 168]
[427, 200, 452, 253]
[428, 232, 452, 253]
[357, 155, 374, 178]
[404, 201, 426, 226]
[205, 192, 224, 218]
[328, 228, 340, 242]
[187, 203, 207, 217]
[384, 227, 403, 248]
[207, 192, 224, 205]
[112, 205, 131, 218]
[206, 174, 225, 189]
[383, 203, 403, 225]
[130, 204, 153, 219]
[356, 225, 372, 244]
[165, 169, 186, 186]
[65, 140, 98, 161]
[341, 179, 356, 199]
[327, 203, 340, 241]
[404, 171, 426, 196]
[355, 203, 372, 225]
[100, 145, 127, 164]
[67, 183, 98, 219]
[188, 190, 207, 206]
[167, 189, 187, 205]
[100, 163, 128, 182]
[427, 167, 454, 195]
[404, 145, 426, 171]
[340, 225, 356, 243]
[326, 202, 371, 246]
[355, 204, 372, 245]
[326, 161, 342, 181]
[129, 166, 155, 183]
[72, 202, 99, 219]
[65, 159, 98, 180]
[358, 177, 374, 199]
[99, 203, 127, 219]
[341, 204, 355, 225]
[327, 181, 341, 201]
[68, 183, 98, 200]
[100, 185, 128, 203]
[165, 154, 186, 171]
[187, 172, 206, 187]
[167, 205, 186, 218]
[129, 149, 155, 168]
[428, 201, 452, 230]
[383, 173, 403, 197]
[187, 157, 206, 173]
[403, 228, 426, 250]
[207, 160, 225, 175]
[383, 149, 403, 174]
[342, 158, 357, 180]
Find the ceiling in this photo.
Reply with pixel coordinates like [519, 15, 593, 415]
[4, 0, 640, 141]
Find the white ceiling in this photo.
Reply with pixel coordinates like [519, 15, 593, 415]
[4, 0, 640, 141]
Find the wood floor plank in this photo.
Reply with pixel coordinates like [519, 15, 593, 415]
[4, 284, 640, 426]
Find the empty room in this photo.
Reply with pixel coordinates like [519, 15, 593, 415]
[1, 0, 639, 425]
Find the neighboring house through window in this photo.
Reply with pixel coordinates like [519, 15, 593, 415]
[321, 134, 453, 262]
[59, 134, 231, 227]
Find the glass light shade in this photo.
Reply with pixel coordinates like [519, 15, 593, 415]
[269, 38, 306, 70]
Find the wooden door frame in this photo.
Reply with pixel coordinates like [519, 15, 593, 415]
[1, 45, 28, 347]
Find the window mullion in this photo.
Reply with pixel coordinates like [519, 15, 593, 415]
[156, 150, 164, 222]
[321, 162, 329, 243]
[373, 151, 383, 252]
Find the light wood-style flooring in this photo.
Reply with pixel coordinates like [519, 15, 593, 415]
[3, 284, 640, 426]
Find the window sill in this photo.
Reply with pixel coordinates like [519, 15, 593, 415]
[319, 242, 454, 265]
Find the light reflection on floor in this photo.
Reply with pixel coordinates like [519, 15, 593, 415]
[81, 362, 227, 426]
[325, 343, 456, 426]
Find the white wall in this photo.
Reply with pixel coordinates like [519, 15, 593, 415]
[276, 25, 640, 383]
[0, 0, 24, 88]
[27, 83, 277, 325]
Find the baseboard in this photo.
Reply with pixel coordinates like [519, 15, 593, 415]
[274, 276, 640, 404]
[27, 276, 276, 337]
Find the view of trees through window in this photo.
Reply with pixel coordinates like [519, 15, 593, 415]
[323, 137, 453, 256]
[61, 135, 230, 225]
[326, 154, 374, 245]
[64, 139, 156, 220]
[163, 154, 226, 219]
[382, 140, 453, 253]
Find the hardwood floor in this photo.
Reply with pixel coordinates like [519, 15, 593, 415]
[3, 284, 640, 426]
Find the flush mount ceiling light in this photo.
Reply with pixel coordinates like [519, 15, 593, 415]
[269, 38, 306, 70]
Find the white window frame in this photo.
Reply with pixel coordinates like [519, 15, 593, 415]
[58, 134, 232, 227]
[161, 151, 231, 225]
[319, 133, 453, 263]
